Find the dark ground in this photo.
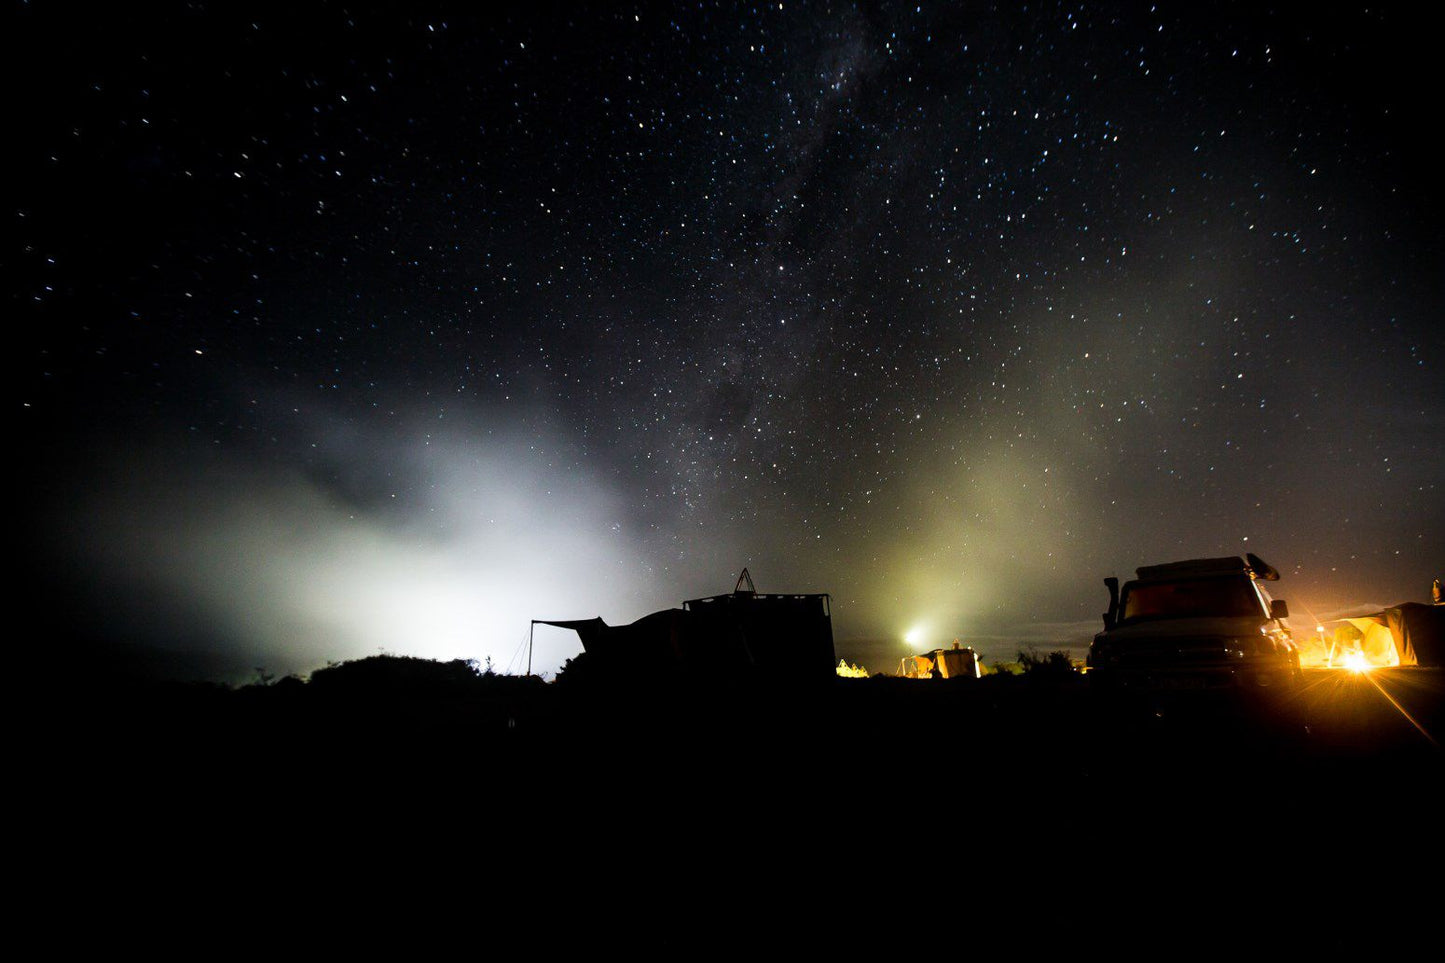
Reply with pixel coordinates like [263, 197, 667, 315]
[22, 659, 1444, 950]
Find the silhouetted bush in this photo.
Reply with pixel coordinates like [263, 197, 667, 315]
[1017, 648, 1076, 676]
[309, 654, 488, 696]
[553, 651, 596, 687]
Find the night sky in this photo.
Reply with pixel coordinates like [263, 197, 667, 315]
[16, 2, 1443, 680]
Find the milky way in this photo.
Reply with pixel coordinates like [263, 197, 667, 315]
[17, 3, 1442, 678]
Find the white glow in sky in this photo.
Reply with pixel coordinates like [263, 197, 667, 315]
[62, 421, 706, 679]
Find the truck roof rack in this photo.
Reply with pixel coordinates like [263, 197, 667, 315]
[1135, 554, 1279, 581]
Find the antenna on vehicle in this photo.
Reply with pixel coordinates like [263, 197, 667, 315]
[735, 567, 757, 594]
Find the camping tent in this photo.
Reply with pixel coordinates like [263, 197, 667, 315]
[1344, 602, 1445, 667]
[536, 575, 836, 680]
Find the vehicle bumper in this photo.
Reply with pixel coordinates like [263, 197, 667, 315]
[1089, 662, 1297, 691]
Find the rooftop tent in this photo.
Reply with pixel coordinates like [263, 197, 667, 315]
[1344, 602, 1445, 668]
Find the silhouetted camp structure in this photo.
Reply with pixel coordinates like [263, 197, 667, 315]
[535, 569, 836, 680]
[1344, 602, 1445, 667]
[899, 641, 981, 679]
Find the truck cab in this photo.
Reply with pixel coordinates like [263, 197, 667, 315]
[1087, 554, 1300, 690]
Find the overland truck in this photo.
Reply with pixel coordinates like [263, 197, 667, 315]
[1087, 554, 1301, 690]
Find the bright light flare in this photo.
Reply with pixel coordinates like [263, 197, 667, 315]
[904, 626, 925, 647]
[1341, 651, 1371, 673]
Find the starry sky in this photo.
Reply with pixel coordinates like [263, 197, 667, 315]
[16, 2, 1443, 680]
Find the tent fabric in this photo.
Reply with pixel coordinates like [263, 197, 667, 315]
[1344, 615, 1402, 666]
[537, 592, 836, 678]
[537, 611, 693, 666]
[1343, 603, 1445, 667]
[534, 618, 607, 633]
[1389, 603, 1445, 666]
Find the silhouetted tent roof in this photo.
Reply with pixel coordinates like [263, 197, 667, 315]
[534, 617, 608, 646]
[537, 588, 836, 679]
[1345, 602, 1445, 667]
[536, 610, 706, 666]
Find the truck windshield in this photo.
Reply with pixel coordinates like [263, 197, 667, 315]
[1120, 578, 1263, 622]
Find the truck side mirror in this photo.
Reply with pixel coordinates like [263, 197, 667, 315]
[1270, 599, 1289, 620]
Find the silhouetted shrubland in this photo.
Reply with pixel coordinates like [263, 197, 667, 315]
[1016, 648, 1078, 677]
[307, 654, 547, 697]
